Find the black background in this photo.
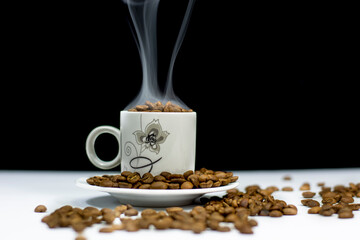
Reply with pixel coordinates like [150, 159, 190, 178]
[3, 1, 359, 171]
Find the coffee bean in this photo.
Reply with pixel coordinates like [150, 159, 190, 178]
[124, 208, 138, 217]
[338, 208, 354, 218]
[308, 206, 321, 214]
[114, 205, 127, 217]
[166, 207, 183, 213]
[217, 226, 231, 232]
[302, 191, 316, 198]
[209, 212, 225, 222]
[300, 183, 311, 191]
[199, 174, 209, 182]
[129, 101, 193, 112]
[141, 173, 154, 184]
[139, 184, 151, 189]
[153, 217, 173, 229]
[319, 208, 335, 216]
[150, 181, 168, 189]
[181, 181, 194, 189]
[118, 182, 132, 188]
[282, 207, 297, 215]
[188, 174, 200, 188]
[269, 210, 283, 217]
[192, 222, 207, 233]
[282, 187, 293, 191]
[234, 221, 253, 234]
[154, 175, 167, 182]
[124, 220, 140, 232]
[34, 205, 47, 213]
[317, 182, 325, 187]
[283, 175, 292, 181]
[200, 180, 213, 188]
[160, 171, 171, 179]
[301, 199, 320, 207]
[214, 171, 226, 179]
[87, 169, 237, 190]
[183, 170, 193, 180]
[168, 183, 180, 189]
[103, 212, 115, 224]
[341, 196, 354, 204]
[170, 178, 186, 184]
[99, 227, 114, 233]
[322, 197, 337, 204]
[121, 171, 132, 177]
[127, 172, 141, 184]
[75, 235, 87, 240]
[112, 224, 125, 230]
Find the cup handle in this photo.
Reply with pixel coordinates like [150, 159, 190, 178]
[85, 126, 121, 170]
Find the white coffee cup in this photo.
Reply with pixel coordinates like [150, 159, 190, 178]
[86, 111, 196, 176]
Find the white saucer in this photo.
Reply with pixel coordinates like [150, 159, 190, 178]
[76, 177, 239, 207]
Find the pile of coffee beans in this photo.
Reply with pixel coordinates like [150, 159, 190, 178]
[128, 101, 193, 112]
[37, 183, 302, 239]
[39, 204, 137, 240]
[204, 185, 298, 220]
[98, 205, 256, 234]
[301, 183, 360, 218]
[86, 169, 238, 189]
[36, 173, 360, 240]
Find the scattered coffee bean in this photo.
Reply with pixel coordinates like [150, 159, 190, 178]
[319, 207, 335, 216]
[124, 208, 139, 217]
[103, 211, 115, 224]
[75, 235, 86, 240]
[282, 187, 293, 191]
[300, 183, 311, 191]
[338, 208, 354, 218]
[114, 205, 127, 217]
[269, 210, 283, 217]
[39, 180, 359, 238]
[166, 207, 183, 213]
[282, 207, 297, 215]
[34, 205, 47, 213]
[304, 182, 359, 219]
[308, 206, 321, 214]
[301, 199, 320, 207]
[99, 227, 114, 233]
[317, 182, 325, 187]
[302, 191, 316, 198]
[283, 175, 292, 181]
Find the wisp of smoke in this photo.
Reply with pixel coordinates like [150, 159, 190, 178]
[123, 0, 196, 109]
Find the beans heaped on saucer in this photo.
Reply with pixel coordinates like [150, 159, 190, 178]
[86, 168, 239, 189]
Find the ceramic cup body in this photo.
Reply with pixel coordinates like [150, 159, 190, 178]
[86, 111, 196, 176]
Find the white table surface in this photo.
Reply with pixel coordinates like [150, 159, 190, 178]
[1, 168, 359, 240]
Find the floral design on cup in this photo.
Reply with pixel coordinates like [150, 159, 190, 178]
[124, 117, 170, 173]
[133, 119, 170, 154]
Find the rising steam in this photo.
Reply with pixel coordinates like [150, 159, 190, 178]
[123, 0, 196, 109]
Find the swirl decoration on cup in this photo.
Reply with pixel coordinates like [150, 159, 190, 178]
[129, 156, 162, 173]
[125, 141, 138, 157]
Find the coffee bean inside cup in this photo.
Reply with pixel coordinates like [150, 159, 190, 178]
[128, 101, 193, 112]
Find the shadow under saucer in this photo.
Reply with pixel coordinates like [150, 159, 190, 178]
[85, 195, 120, 209]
